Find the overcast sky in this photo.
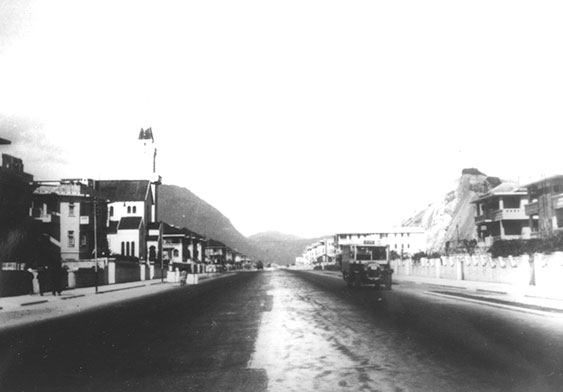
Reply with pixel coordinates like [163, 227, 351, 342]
[1, 1, 562, 238]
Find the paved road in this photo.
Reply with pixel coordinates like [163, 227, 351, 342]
[0, 272, 269, 392]
[1, 269, 562, 391]
[288, 270, 563, 391]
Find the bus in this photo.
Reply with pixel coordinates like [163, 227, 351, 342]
[339, 241, 393, 289]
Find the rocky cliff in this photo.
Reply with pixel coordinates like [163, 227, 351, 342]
[403, 169, 502, 253]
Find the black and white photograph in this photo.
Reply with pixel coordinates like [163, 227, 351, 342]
[1, 1, 563, 391]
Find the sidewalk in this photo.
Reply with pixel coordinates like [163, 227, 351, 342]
[0, 273, 229, 330]
[393, 275, 563, 315]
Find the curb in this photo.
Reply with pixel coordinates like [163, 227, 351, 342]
[21, 300, 49, 307]
[97, 284, 146, 294]
[61, 294, 86, 300]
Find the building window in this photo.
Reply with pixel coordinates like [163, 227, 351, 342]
[80, 234, 87, 247]
[173, 249, 179, 258]
[126, 242, 130, 256]
[127, 206, 131, 214]
[109, 206, 114, 217]
[68, 231, 75, 247]
[133, 206, 137, 214]
[69, 203, 75, 217]
[131, 241, 136, 257]
[121, 241, 125, 255]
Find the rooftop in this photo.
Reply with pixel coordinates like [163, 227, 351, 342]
[97, 180, 151, 202]
[118, 216, 143, 230]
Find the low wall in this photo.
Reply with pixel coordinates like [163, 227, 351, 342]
[0, 260, 206, 297]
[391, 252, 563, 290]
[113, 262, 141, 284]
[150, 265, 168, 280]
[71, 268, 106, 288]
[0, 270, 34, 297]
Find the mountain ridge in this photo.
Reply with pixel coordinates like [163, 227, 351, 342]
[157, 184, 316, 265]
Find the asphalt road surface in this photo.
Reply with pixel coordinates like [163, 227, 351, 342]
[1, 270, 562, 391]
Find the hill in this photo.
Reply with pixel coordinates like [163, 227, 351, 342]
[402, 169, 503, 253]
[157, 185, 316, 265]
[157, 184, 258, 258]
[248, 231, 322, 266]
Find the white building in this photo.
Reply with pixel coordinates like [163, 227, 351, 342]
[98, 180, 154, 260]
[301, 237, 337, 266]
[334, 227, 426, 256]
[95, 128, 162, 261]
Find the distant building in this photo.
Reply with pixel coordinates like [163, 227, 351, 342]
[146, 222, 207, 269]
[205, 239, 227, 265]
[473, 183, 534, 245]
[302, 238, 336, 265]
[333, 228, 426, 256]
[524, 175, 563, 238]
[182, 228, 206, 263]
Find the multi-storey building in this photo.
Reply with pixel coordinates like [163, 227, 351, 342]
[300, 238, 337, 265]
[524, 175, 563, 238]
[205, 239, 225, 264]
[30, 179, 107, 261]
[1, 151, 35, 264]
[182, 228, 206, 263]
[473, 183, 533, 245]
[145, 222, 207, 267]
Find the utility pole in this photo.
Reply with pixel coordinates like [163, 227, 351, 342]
[94, 195, 98, 293]
[159, 221, 164, 283]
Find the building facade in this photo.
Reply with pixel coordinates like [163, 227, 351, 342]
[97, 180, 155, 260]
[333, 228, 426, 256]
[473, 183, 533, 245]
[1, 152, 35, 264]
[30, 179, 107, 261]
[205, 239, 227, 265]
[524, 175, 563, 238]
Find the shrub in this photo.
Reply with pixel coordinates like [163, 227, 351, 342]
[413, 252, 427, 262]
[489, 233, 563, 258]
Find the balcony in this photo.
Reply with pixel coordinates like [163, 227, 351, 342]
[474, 213, 492, 224]
[492, 208, 527, 220]
[30, 208, 58, 223]
[525, 202, 539, 216]
[493, 234, 526, 241]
